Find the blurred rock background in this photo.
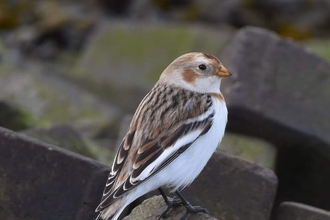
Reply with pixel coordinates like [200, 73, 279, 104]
[0, 0, 330, 219]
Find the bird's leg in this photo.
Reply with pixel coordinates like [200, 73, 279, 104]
[158, 187, 171, 206]
[158, 188, 183, 219]
[175, 190, 209, 220]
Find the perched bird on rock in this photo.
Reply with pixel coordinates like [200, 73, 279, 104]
[95, 52, 231, 220]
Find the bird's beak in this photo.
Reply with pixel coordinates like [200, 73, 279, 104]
[217, 66, 231, 77]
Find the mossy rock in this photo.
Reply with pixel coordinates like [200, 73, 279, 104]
[0, 63, 121, 138]
[22, 124, 118, 164]
[218, 132, 277, 169]
[22, 125, 97, 159]
[72, 21, 234, 112]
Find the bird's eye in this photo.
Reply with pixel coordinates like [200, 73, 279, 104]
[198, 64, 207, 70]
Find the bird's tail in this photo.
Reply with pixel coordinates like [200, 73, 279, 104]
[95, 213, 109, 220]
[95, 198, 127, 220]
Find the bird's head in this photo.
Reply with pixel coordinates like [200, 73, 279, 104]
[159, 52, 231, 93]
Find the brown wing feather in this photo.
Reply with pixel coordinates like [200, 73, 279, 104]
[96, 83, 214, 211]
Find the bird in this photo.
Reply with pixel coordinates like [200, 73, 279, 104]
[95, 52, 231, 220]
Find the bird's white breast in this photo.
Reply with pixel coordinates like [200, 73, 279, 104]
[163, 96, 227, 190]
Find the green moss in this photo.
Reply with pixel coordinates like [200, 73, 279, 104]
[88, 140, 117, 164]
[0, 102, 37, 131]
[219, 132, 277, 169]
[88, 25, 198, 65]
[32, 79, 108, 125]
[304, 39, 330, 61]
[23, 129, 97, 159]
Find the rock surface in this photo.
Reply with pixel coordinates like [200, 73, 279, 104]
[276, 202, 330, 220]
[221, 27, 330, 210]
[182, 151, 278, 220]
[0, 126, 110, 220]
[123, 195, 218, 220]
[221, 26, 330, 145]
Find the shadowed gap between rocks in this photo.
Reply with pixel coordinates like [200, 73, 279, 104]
[227, 106, 330, 216]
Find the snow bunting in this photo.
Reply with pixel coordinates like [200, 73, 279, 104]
[95, 52, 231, 220]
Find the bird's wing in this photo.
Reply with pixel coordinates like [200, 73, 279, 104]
[96, 84, 216, 211]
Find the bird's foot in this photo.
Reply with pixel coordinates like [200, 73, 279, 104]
[179, 203, 209, 220]
[158, 188, 209, 219]
[158, 196, 183, 219]
[185, 203, 209, 214]
[174, 190, 209, 220]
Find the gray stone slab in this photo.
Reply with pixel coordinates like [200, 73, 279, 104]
[221, 26, 330, 146]
[277, 202, 330, 220]
[182, 151, 278, 220]
[0, 127, 110, 220]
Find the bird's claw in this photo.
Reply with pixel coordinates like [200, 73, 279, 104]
[186, 204, 209, 214]
[158, 189, 209, 220]
[178, 205, 209, 220]
[170, 196, 183, 207]
[158, 196, 183, 219]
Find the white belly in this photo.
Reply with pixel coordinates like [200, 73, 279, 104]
[163, 98, 227, 190]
